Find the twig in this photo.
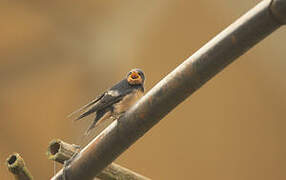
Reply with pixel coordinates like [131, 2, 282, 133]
[96, 163, 150, 180]
[47, 139, 150, 180]
[52, 0, 286, 179]
[47, 139, 80, 164]
[6, 153, 33, 180]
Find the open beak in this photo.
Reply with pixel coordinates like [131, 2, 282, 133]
[130, 72, 139, 79]
[128, 71, 142, 85]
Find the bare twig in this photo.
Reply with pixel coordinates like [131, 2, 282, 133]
[52, 0, 286, 179]
[47, 139, 150, 180]
[6, 153, 33, 180]
[96, 163, 150, 180]
[47, 139, 80, 164]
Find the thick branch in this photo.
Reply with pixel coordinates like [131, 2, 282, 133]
[47, 139, 150, 180]
[6, 153, 33, 180]
[52, 0, 285, 179]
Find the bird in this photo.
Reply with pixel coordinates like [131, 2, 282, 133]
[69, 68, 145, 135]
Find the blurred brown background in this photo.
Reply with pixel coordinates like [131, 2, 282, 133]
[1, 0, 285, 179]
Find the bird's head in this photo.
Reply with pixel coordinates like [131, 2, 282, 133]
[127, 68, 145, 86]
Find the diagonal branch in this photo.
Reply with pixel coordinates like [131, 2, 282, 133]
[52, 0, 286, 179]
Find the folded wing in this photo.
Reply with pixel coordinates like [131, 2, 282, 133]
[70, 89, 133, 121]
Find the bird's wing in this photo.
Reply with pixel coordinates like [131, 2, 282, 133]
[67, 93, 105, 119]
[74, 89, 133, 121]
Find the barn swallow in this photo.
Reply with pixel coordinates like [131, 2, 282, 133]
[69, 68, 145, 135]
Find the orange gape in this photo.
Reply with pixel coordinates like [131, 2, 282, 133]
[127, 71, 143, 85]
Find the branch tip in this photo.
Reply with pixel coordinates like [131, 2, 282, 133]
[6, 153, 33, 180]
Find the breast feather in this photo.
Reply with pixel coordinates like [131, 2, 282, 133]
[113, 90, 143, 114]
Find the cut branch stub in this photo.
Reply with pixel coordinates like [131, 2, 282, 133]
[47, 139, 80, 164]
[6, 153, 33, 180]
[47, 139, 150, 180]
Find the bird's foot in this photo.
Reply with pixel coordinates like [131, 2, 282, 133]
[112, 112, 125, 120]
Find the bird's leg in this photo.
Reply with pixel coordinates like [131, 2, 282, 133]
[111, 112, 126, 125]
[111, 111, 125, 121]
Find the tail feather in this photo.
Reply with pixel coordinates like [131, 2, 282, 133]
[83, 109, 108, 135]
[67, 93, 105, 119]
[74, 107, 97, 121]
[84, 122, 97, 136]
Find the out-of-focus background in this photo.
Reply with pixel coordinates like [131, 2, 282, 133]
[1, 0, 285, 179]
